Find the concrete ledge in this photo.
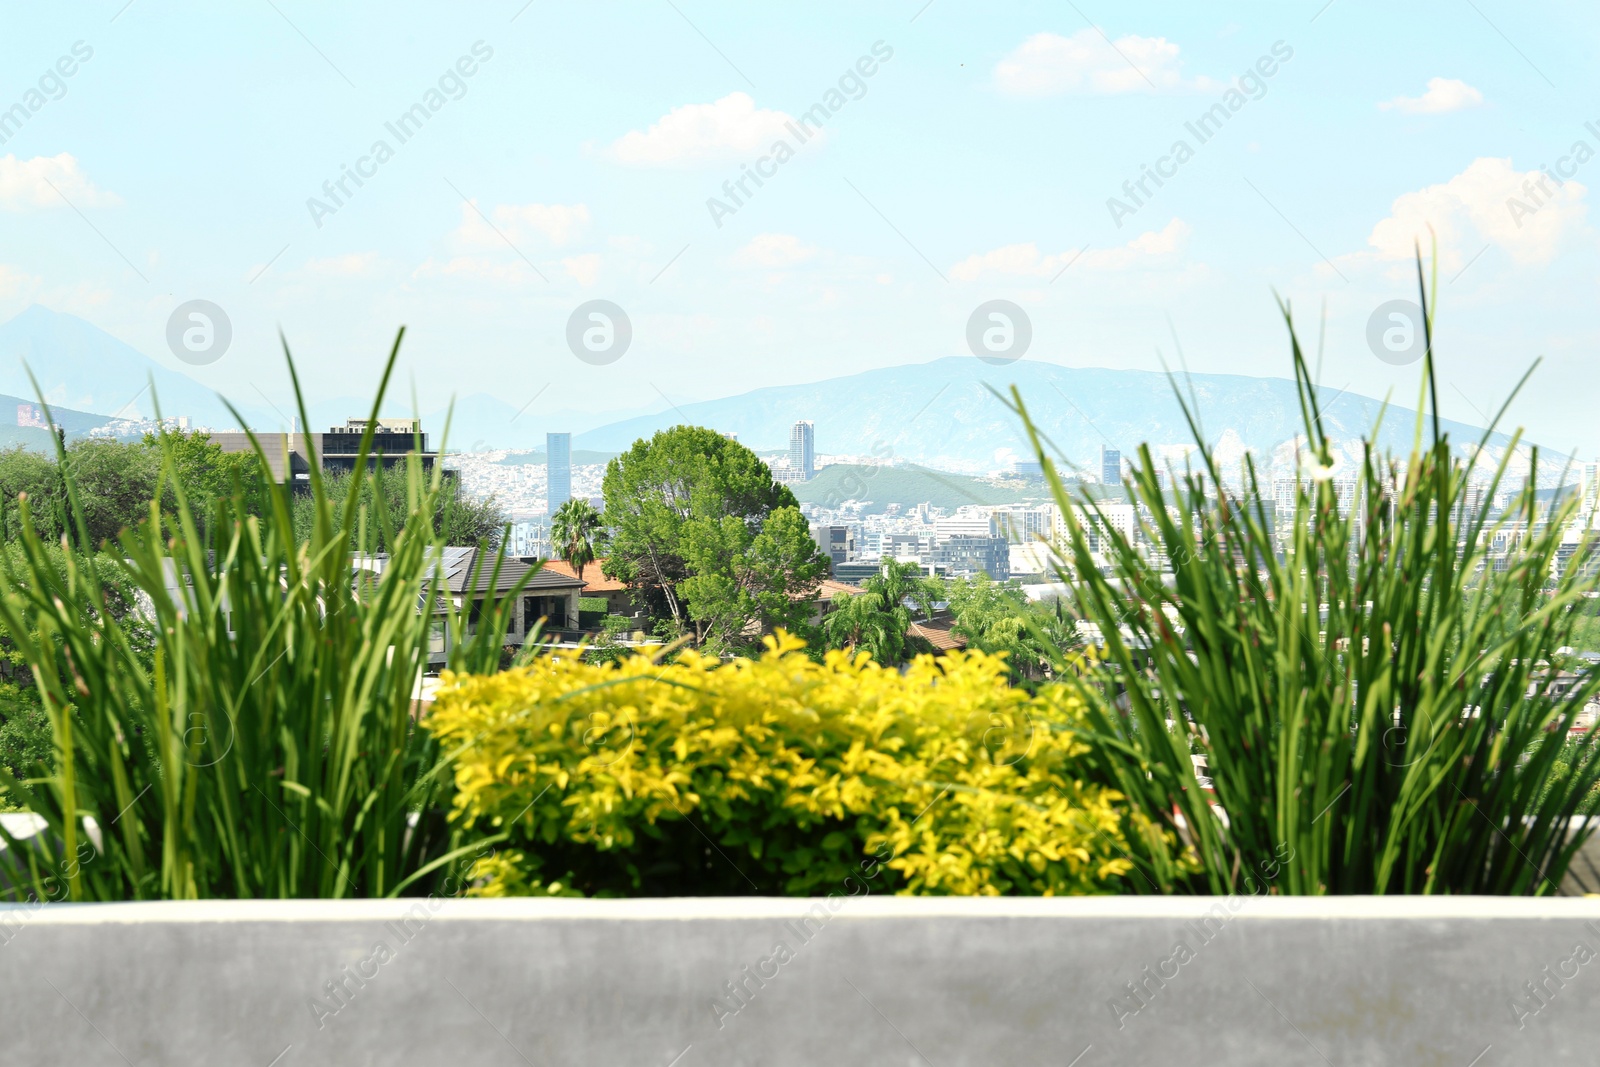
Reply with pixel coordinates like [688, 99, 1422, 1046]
[5, 896, 1600, 1065]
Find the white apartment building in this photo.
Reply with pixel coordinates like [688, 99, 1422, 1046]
[934, 506, 997, 540]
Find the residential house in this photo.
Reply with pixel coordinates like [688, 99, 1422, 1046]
[541, 559, 637, 618]
[357, 547, 586, 665]
[802, 578, 864, 628]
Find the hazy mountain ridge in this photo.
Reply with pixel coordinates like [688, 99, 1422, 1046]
[0, 306, 1539, 480]
[576, 357, 1529, 479]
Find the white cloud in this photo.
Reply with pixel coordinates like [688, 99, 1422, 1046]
[302, 252, 383, 277]
[608, 92, 797, 166]
[993, 30, 1194, 96]
[1379, 77, 1483, 115]
[452, 201, 590, 248]
[731, 233, 818, 268]
[0, 264, 38, 298]
[1365, 157, 1584, 270]
[0, 153, 119, 210]
[563, 253, 600, 286]
[411, 256, 541, 286]
[950, 219, 1190, 280]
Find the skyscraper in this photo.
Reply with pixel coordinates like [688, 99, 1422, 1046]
[1100, 445, 1122, 486]
[547, 432, 571, 516]
[789, 420, 815, 481]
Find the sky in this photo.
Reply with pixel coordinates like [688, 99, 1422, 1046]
[2, 0, 1599, 452]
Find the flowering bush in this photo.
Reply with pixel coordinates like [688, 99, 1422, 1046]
[425, 633, 1153, 897]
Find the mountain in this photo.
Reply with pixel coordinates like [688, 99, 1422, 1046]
[576, 357, 1527, 479]
[0, 305, 251, 429]
[0, 306, 1536, 481]
[0, 306, 667, 446]
[0, 392, 114, 450]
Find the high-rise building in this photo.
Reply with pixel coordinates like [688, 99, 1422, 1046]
[788, 421, 815, 482]
[1100, 445, 1122, 486]
[935, 506, 996, 539]
[990, 505, 1057, 543]
[933, 536, 1011, 580]
[546, 432, 571, 516]
[812, 524, 856, 570]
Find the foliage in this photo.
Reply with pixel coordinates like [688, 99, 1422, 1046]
[601, 426, 828, 650]
[0, 331, 528, 900]
[293, 465, 507, 551]
[550, 498, 602, 579]
[0, 541, 145, 785]
[821, 559, 939, 666]
[581, 613, 643, 667]
[0, 432, 261, 549]
[144, 430, 270, 535]
[940, 574, 1079, 681]
[1536, 736, 1600, 814]
[1012, 257, 1600, 895]
[426, 632, 1145, 897]
[0, 682, 49, 783]
[0, 446, 65, 543]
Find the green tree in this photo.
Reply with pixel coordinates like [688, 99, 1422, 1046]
[601, 426, 828, 649]
[0, 433, 271, 550]
[147, 430, 270, 534]
[0, 541, 146, 784]
[61, 439, 160, 548]
[822, 559, 939, 666]
[550, 498, 602, 574]
[0, 447, 64, 543]
[294, 467, 506, 550]
[942, 574, 1077, 680]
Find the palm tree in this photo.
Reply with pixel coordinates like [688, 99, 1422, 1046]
[822, 559, 938, 665]
[550, 498, 602, 578]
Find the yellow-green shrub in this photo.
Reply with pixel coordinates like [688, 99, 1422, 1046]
[426, 632, 1148, 896]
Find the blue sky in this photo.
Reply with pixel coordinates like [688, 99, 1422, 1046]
[3, 0, 1599, 452]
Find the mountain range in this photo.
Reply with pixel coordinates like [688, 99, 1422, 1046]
[0, 304, 1535, 479]
[575, 358, 1527, 479]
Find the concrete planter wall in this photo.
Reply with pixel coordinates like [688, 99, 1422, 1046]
[5, 895, 1600, 1065]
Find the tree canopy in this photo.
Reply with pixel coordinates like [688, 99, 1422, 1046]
[941, 574, 1077, 680]
[821, 559, 940, 666]
[292, 465, 506, 552]
[0, 433, 264, 548]
[601, 426, 828, 650]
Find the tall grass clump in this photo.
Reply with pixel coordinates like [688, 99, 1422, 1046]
[1016, 255, 1600, 895]
[0, 330, 526, 900]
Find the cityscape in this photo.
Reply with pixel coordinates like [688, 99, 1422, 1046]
[6, 2, 1600, 1061]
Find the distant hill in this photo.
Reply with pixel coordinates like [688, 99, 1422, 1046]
[0, 393, 117, 451]
[793, 464, 1061, 514]
[576, 357, 1526, 479]
[0, 305, 248, 429]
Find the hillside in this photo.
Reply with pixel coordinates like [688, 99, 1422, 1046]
[793, 464, 1063, 514]
[0, 305, 244, 429]
[0, 393, 118, 451]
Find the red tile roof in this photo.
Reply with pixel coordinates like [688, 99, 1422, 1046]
[817, 579, 863, 599]
[908, 614, 968, 652]
[542, 559, 627, 592]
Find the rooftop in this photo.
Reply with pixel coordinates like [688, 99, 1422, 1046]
[542, 559, 627, 592]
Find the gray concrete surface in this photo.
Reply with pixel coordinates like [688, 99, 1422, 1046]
[3, 895, 1600, 1065]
